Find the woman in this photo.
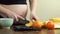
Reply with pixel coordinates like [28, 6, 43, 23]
[0, 0, 39, 23]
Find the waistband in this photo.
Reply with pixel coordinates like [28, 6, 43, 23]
[0, 0, 27, 5]
[0, 2, 27, 5]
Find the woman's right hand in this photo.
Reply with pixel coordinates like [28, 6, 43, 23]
[6, 12, 25, 21]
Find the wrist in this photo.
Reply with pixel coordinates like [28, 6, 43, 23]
[30, 11, 36, 15]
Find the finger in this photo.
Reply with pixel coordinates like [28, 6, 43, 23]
[30, 17, 33, 20]
[33, 17, 36, 21]
[17, 15, 25, 20]
[14, 15, 18, 21]
[34, 16, 39, 20]
[32, 16, 39, 21]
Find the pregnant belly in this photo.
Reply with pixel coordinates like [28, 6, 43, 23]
[2, 5, 28, 17]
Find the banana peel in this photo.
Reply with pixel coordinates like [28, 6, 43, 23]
[49, 18, 60, 22]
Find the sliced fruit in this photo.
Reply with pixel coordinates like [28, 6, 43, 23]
[33, 20, 44, 28]
[25, 20, 33, 27]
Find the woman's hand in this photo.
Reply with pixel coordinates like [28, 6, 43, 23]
[0, 11, 25, 22]
[30, 12, 39, 21]
[6, 12, 25, 21]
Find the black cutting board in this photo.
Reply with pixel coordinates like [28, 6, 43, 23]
[13, 25, 41, 31]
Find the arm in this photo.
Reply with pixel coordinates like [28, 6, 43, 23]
[0, 5, 12, 15]
[29, 0, 37, 13]
[29, 0, 39, 20]
[0, 5, 24, 21]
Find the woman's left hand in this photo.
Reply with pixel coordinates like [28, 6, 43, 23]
[30, 12, 39, 21]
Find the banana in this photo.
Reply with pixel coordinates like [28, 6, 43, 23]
[49, 18, 60, 22]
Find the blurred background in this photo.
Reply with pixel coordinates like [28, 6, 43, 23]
[26, 0, 60, 22]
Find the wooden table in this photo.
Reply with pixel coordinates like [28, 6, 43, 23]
[0, 28, 60, 34]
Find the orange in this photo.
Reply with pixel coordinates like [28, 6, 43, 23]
[46, 21, 54, 29]
[33, 20, 44, 28]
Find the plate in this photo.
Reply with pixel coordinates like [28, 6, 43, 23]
[54, 23, 60, 28]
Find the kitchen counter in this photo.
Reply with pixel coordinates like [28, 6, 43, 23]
[0, 28, 60, 34]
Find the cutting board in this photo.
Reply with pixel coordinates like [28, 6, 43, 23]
[54, 23, 60, 28]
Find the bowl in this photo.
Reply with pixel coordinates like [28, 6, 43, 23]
[0, 18, 14, 29]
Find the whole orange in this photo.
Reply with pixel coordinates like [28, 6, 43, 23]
[46, 21, 54, 29]
[33, 20, 44, 28]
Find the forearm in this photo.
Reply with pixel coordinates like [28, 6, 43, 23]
[0, 5, 13, 14]
[29, 0, 37, 13]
